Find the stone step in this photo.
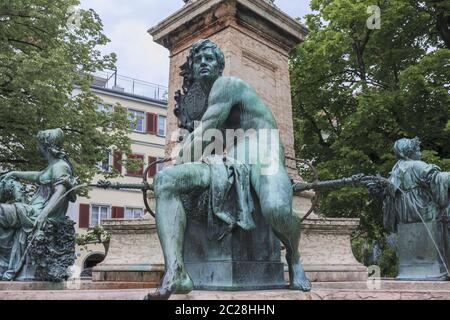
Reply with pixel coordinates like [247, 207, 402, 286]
[312, 280, 450, 291]
[0, 281, 157, 291]
[1, 289, 450, 300]
[1, 281, 450, 300]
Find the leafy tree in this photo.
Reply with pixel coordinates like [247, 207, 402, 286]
[0, 0, 136, 187]
[76, 226, 111, 255]
[291, 0, 450, 274]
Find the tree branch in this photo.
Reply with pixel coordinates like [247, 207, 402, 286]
[294, 100, 331, 148]
[7, 38, 43, 50]
[436, 11, 450, 49]
[62, 128, 84, 135]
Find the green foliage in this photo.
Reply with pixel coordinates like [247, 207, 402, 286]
[75, 226, 110, 253]
[291, 0, 450, 273]
[352, 237, 398, 278]
[0, 0, 134, 188]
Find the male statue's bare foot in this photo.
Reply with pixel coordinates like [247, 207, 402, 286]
[144, 288, 172, 300]
[289, 263, 312, 292]
[143, 270, 194, 300]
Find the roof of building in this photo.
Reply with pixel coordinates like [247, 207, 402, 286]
[91, 85, 168, 108]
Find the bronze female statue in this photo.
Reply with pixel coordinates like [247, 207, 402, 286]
[380, 137, 450, 280]
[0, 128, 77, 281]
[383, 137, 450, 232]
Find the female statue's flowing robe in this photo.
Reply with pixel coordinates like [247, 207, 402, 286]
[383, 159, 450, 233]
[0, 161, 76, 278]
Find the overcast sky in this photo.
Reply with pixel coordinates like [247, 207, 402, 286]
[79, 1, 313, 87]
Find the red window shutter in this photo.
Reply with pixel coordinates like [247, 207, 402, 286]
[147, 113, 157, 134]
[113, 152, 122, 173]
[79, 204, 90, 228]
[112, 206, 124, 219]
[148, 156, 157, 178]
[154, 115, 158, 134]
[127, 154, 144, 177]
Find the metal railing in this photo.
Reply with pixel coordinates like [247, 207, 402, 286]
[93, 70, 168, 102]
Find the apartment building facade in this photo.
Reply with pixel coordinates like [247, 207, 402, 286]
[67, 75, 168, 275]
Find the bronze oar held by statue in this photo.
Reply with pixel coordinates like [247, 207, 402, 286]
[92, 157, 172, 218]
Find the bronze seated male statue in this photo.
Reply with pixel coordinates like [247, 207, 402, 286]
[146, 39, 311, 299]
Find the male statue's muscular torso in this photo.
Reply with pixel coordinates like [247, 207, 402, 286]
[180, 76, 284, 169]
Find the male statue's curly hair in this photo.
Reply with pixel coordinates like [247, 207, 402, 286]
[180, 39, 225, 93]
[188, 39, 225, 75]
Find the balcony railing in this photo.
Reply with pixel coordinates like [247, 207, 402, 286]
[93, 70, 168, 102]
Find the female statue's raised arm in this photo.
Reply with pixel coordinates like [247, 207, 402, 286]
[0, 171, 41, 184]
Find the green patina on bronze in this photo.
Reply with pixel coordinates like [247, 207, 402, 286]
[0, 129, 77, 282]
[145, 39, 311, 299]
[383, 138, 449, 230]
[298, 137, 450, 281]
[382, 137, 450, 280]
[355, 138, 450, 280]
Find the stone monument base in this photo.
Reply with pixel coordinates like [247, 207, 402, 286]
[92, 264, 164, 283]
[186, 261, 286, 291]
[397, 221, 450, 281]
[3, 281, 450, 300]
[0, 281, 157, 291]
[183, 194, 286, 291]
[92, 217, 165, 284]
[297, 216, 368, 282]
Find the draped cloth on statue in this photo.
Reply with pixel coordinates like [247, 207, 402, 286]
[181, 155, 256, 238]
[204, 155, 256, 231]
[383, 160, 450, 233]
[0, 162, 76, 278]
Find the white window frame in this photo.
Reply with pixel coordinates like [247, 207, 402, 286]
[157, 115, 167, 137]
[125, 207, 145, 220]
[90, 204, 111, 228]
[96, 103, 114, 114]
[128, 109, 146, 133]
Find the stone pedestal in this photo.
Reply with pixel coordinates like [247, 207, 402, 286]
[291, 191, 367, 282]
[397, 221, 449, 281]
[184, 199, 285, 291]
[92, 217, 164, 284]
[298, 217, 368, 282]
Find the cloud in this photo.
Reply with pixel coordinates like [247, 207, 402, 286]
[107, 19, 170, 86]
[79, 1, 313, 85]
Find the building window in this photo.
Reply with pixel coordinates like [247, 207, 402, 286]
[125, 207, 144, 219]
[157, 115, 166, 137]
[90, 205, 110, 227]
[96, 103, 113, 113]
[127, 154, 144, 177]
[96, 150, 112, 173]
[128, 109, 145, 133]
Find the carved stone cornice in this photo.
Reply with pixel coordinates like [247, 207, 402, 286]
[149, 0, 308, 53]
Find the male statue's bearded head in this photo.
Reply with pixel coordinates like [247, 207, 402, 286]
[188, 39, 225, 86]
